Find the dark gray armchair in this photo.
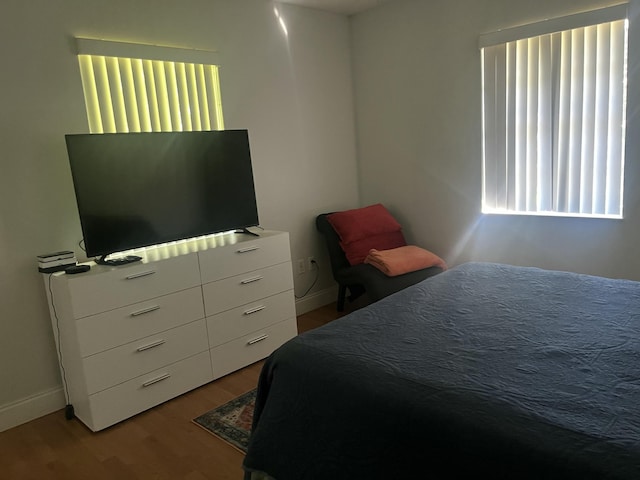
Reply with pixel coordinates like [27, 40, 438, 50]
[316, 213, 443, 311]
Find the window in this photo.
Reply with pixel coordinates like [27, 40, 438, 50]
[480, 5, 628, 218]
[75, 38, 224, 134]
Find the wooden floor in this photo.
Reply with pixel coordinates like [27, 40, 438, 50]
[0, 303, 348, 480]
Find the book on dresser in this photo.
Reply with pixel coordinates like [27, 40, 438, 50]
[42, 230, 297, 432]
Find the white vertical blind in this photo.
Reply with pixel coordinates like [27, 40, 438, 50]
[76, 39, 224, 134]
[481, 10, 627, 218]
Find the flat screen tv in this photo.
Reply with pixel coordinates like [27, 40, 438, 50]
[65, 129, 260, 263]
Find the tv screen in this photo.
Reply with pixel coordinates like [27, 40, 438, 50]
[65, 130, 259, 260]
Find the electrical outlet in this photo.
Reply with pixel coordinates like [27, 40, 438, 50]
[297, 258, 306, 275]
[307, 256, 316, 271]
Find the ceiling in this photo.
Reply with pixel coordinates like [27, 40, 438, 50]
[277, 0, 397, 16]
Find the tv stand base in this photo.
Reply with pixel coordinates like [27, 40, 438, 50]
[96, 255, 142, 266]
[235, 228, 260, 237]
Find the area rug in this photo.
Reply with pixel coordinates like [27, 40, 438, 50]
[193, 389, 256, 453]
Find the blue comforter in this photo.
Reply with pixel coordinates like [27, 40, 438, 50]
[243, 262, 640, 479]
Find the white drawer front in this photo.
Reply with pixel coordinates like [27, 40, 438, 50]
[77, 287, 205, 357]
[83, 319, 209, 394]
[202, 262, 293, 316]
[199, 231, 291, 284]
[86, 351, 212, 431]
[67, 254, 201, 318]
[210, 318, 297, 379]
[207, 291, 296, 347]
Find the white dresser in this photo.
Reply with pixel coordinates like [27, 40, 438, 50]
[44, 230, 297, 431]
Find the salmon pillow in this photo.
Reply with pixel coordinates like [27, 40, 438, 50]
[327, 204, 406, 265]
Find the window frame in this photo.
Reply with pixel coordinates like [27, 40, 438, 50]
[75, 38, 224, 134]
[479, 4, 628, 219]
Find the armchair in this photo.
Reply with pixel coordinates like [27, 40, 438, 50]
[316, 205, 444, 311]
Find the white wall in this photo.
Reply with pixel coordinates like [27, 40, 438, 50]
[0, 0, 358, 429]
[351, 0, 640, 280]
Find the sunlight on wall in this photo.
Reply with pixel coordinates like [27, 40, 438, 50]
[274, 7, 289, 37]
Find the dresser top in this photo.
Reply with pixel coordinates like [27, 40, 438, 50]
[51, 229, 287, 278]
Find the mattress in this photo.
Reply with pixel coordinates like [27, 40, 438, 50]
[243, 262, 640, 479]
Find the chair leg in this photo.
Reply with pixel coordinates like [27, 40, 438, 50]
[336, 285, 347, 312]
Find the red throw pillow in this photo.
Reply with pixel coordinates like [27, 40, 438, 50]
[327, 204, 406, 265]
[342, 231, 406, 265]
[327, 204, 402, 244]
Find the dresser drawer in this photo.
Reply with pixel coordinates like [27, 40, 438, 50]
[66, 254, 201, 318]
[207, 291, 296, 347]
[199, 231, 291, 284]
[76, 287, 205, 357]
[83, 319, 209, 394]
[85, 351, 212, 431]
[202, 262, 293, 315]
[210, 318, 297, 379]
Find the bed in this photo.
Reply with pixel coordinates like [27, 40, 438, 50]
[242, 262, 640, 479]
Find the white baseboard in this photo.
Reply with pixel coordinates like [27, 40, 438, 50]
[0, 386, 65, 432]
[295, 285, 337, 315]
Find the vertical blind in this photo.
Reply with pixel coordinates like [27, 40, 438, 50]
[76, 39, 224, 134]
[481, 6, 627, 218]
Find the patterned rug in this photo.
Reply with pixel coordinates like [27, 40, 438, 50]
[193, 389, 256, 453]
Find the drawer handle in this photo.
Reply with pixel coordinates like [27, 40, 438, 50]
[247, 334, 269, 345]
[244, 305, 266, 315]
[130, 305, 160, 317]
[142, 373, 171, 388]
[236, 246, 259, 254]
[241, 275, 263, 285]
[136, 339, 166, 352]
[125, 270, 156, 280]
